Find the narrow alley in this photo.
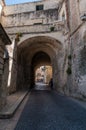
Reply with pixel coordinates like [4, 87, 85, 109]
[14, 84, 86, 130]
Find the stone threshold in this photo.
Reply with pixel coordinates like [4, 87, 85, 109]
[0, 90, 29, 119]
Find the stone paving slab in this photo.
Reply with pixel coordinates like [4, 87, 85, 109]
[0, 90, 29, 119]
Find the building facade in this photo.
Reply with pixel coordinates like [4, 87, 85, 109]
[0, 1, 11, 109]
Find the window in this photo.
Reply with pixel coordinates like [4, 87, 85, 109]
[36, 5, 44, 11]
[34, 23, 42, 25]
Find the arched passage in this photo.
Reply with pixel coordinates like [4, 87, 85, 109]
[31, 51, 52, 87]
[17, 36, 62, 90]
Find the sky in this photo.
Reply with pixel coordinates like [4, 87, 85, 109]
[5, 0, 41, 5]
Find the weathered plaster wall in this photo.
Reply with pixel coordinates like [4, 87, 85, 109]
[17, 32, 69, 93]
[4, 22, 64, 35]
[2, 0, 60, 27]
[68, 0, 80, 33]
[70, 23, 86, 98]
[2, 38, 17, 95]
[0, 23, 11, 109]
[67, 0, 86, 98]
[3, 0, 60, 15]
[2, 9, 58, 27]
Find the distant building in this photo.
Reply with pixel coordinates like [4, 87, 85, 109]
[35, 66, 52, 83]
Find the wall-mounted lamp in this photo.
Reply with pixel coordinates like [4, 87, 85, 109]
[4, 49, 9, 62]
[80, 13, 86, 21]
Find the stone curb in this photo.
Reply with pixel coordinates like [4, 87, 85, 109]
[0, 91, 29, 119]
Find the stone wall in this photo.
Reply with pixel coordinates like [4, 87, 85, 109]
[6, 39, 17, 94]
[4, 22, 64, 35]
[3, 0, 60, 15]
[2, 0, 60, 27]
[0, 23, 11, 109]
[2, 9, 58, 27]
[68, 0, 80, 33]
[70, 23, 86, 98]
[66, 0, 86, 98]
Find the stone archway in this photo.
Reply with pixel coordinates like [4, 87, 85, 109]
[17, 36, 62, 90]
[31, 51, 52, 87]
